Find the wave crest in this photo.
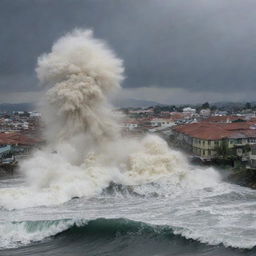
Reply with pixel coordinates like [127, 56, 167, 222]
[1, 218, 256, 251]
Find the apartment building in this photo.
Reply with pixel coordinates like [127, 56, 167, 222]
[172, 122, 256, 160]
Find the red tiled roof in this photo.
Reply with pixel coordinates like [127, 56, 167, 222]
[170, 112, 189, 120]
[250, 117, 256, 122]
[173, 122, 256, 140]
[221, 122, 254, 130]
[0, 132, 42, 145]
[203, 116, 245, 123]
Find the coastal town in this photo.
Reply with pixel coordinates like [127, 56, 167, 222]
[1, 102, 256, 180]
[120, 102, 256, 173]
[0, 110, 42, 172]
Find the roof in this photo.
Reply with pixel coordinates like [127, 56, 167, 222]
[170, 112, 190, 120]
[123, 120, 139, 124]
[173, 121, 256, 140]
[204, 115, 245, 123]
[0, 132, 42, 145]
[150, 118, 174, 122]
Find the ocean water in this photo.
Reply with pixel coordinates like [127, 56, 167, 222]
[1, 170, 256, 256]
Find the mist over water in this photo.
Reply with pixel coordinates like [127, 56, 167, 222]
[0, 29, 256, 255]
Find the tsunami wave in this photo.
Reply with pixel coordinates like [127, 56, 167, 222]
[1, 217, 256, 251]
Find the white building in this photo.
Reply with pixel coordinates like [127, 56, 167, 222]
[123, 121, 139, 130]
[200, 108, 211, 117]
[29, 112, 41, 117]
[183, 107, 196, 114]
[150, 118, 175, 128]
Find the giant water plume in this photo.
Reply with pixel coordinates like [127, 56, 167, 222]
[37, 29, 124, 143]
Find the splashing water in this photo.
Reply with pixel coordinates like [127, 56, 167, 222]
[1, 29, 256, 253]
[37, 29, 124, 143]
[0, 29, 221, 210]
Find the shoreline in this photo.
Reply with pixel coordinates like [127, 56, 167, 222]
[1, 158, 256, 191]
[228, 169, 256, 189]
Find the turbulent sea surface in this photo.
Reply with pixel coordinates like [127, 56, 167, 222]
[1, 173, 256, 256]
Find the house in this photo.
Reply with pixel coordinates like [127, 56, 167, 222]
[203, 115, 246, 124]
[150, 118, 175, 128]
[183, 107, 196, 114]
[0, 132, 42, 156]
[248, 145, 256, 169]
[172, 121, 256, 160]
[200, 109, 211, 118]
[122, 120, 139, 131]
[29, 111, 41, 118]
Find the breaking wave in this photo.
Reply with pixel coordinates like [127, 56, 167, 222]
[1, 217, 256, 253]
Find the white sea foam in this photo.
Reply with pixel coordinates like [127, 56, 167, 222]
[0, 219, 85, 249]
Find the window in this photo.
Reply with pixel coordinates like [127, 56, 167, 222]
[251, 160, 256, 168]
[208, 141, 211, 145]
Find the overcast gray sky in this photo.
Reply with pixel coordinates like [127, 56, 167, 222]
[1, 0, 256, 104]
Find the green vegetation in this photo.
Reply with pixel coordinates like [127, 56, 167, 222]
[214, 140, 237, 161]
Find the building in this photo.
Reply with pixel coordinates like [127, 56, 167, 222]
[172, 122, 256, 161]
[150, 118, 175, 128]
[200, 108, 211, 118]
[28, 111, 41, 118]
[183, 107, 196, 114]
[203, 115, 245, 123]
[122, 120, 139, 131]
[248, 145, 256, 169]
[0, 132, 43, 157]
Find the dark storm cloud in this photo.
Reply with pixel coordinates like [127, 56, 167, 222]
[1, 0, 256, 95]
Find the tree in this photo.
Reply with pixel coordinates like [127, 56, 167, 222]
[215, 140, 237, 160]
[153, 105, 161, 114]
[122, 108, 129, 115]
[245, 102, 251, 109]
[215, 140, 229, 158]
[210, 105, 217, 111]
[201, 102, 210, 109]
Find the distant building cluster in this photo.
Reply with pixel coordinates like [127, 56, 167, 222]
[119, 103, 256, 170]
[0, 111, 41, 132]
[121, 107, 198, 135]
[1, 102, 256, 171]
[0, 111, 43, 166]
